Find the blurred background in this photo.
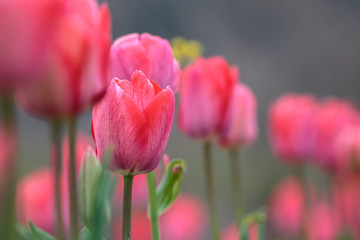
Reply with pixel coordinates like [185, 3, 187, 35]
[18, 0, 360, 238]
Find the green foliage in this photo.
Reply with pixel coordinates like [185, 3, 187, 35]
[155, 158, 187, 215]
[28, 221, 56, 240]
[240, 209, 267, 240]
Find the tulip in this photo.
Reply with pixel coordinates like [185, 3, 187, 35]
[16, 0, 111, 119]
[0, 0, 61, 91]
[178, 56, 237, 140]
[110, 33, 180, 92]
[268, 93, 318, 164]
[268, 177, 305, 238]
[315, 98, 359, 172]
[218, 83, 257, 149]
[92, 70, 175, 175]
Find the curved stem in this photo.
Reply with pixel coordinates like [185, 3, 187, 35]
[146, 171, 160, 240]
[203, 142, 220, 240]
[229, 149, 243, 229]
[122, 175, 134, 240]
[51, 120, 65, 240]
[68, 117, 78, 240]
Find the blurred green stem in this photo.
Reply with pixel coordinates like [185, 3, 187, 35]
[203, 142, 220, 240]
[51, 120, 65, 240]
[68, 117, 78, 240]
[122, 175, 134, 240]
[146, 171, 160, 240]
[229, 149, 243, 229]
[0, 93, 17, 240]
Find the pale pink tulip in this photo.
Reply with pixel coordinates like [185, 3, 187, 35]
[110, 33, 180, 92]
[91, 70, 175, 175]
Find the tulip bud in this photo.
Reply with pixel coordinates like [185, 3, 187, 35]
[218, 83, 257, 149]
[91, 70, 175, 175]
[110, 33, 180, 92]
[178, 56, 237, 141]
[268, 93, 318, 164]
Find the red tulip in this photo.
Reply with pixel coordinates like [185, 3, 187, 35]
[218, 83, 257, 149]
[268, 93, 318, 164]
[110, 33, 180, 92]
[112, 194, 206, 240]
[315, 98, 359, 172]
[268, 177, 305, 238]
[91, 70, 175, 175]
[178, 56, 237, 140]
[16, 0, 111, 119]
[0, 0, 61, 90]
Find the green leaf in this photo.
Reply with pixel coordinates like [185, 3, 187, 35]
[28, 221, 56, 240]
[16, 224, 34, 240]
[240, 208, 267, 240]
[156, 158, 187, 215]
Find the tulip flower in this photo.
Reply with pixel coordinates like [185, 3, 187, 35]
[92, 70, 175, 175]
[268, 177, 305, 238]
[178, 56, 237, 140]
[0, 0, 61, 91]
[110, 33, 180, 92]
[17, 0, 111, 119]
[218, 83, 257, 149]
[268, 93, 318, 164]
[315, 98, 359, 172]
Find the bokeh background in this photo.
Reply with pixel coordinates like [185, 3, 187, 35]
[18, 0, 360, 238]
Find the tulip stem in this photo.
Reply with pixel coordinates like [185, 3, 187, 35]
[146, 171, 160, 240]
[203, 142, 220, 240]
[229, 149, 243, 229]
[51, 120, 65, 240]
[68, 117, 79, 240]
[122, 175, 134, 240]
[0, 93, 17, 240]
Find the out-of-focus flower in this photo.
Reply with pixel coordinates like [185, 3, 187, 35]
[0, 0, 62, 90]
[268, 177, 305, 238]
[170, 36, 204, 67]
[17, 168, 55, 234]
[178, 56, 237, 141]
[110, 33, 180, 92]
[305, 197, 340, 240]
[218, 83, 257, 149]
[315, 98, 359, 172]
[92, 71, 175, 175]
[221, 222, 259, 240]
[268, 93, 318, 164]
[112, 194, 206, 240]
[17, 0, 111, 119]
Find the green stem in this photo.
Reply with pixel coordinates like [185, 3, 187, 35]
[229, 149, 243, 229]
[51, 121, 65, 240]
[68, 117, 78, 240]
[122, 175, 134, 240]
[0, 93, 17, 240]
[146, 171, 160, 240]
[203, 142, 220, 240]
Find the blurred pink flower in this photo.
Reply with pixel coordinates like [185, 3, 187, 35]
[218, 83, 257, 149]
[17, 0, 111, 119]
[0, 0, 61, 90]
[268, 93, 318, 164]
[110, 33, 180, 92]
[315, 98, 359, 172]
[92, 71, 175, 175]
[268, 177, 305, 238]
[178, 56, 237, 140]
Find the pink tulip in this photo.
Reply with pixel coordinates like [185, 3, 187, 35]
[112, 194, 206, 240]
[178, 56, 237, 140]
[218, 83, 257, 149]
[0, 0, 61, 90]
[268, 177, 305, 238]
[16, 0, 111, 119]
[110, 33, 180, 92]
[91, 70, 175, 175]
[268, 93, 318, 164]
[315, 98, 359, 172]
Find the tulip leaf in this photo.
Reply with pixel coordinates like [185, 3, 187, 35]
[28, 221, 56, 240]
[16, 224, 34, 240]
[156, 158, 187, 215]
